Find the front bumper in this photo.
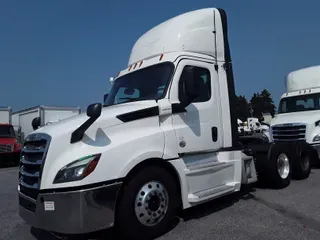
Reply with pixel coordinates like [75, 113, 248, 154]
[18, 182, 122, 234]
[241, 153, 258, 184]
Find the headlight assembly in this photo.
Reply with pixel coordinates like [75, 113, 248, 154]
[313, 133, 320, 142]
[53, 153, 101, 184]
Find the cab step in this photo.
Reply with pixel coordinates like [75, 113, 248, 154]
[188, 182, 239, 203]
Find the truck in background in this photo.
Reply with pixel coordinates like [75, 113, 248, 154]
[238, 117, 269, 135]
[262, 112, 273, 125]
[271, 65, 320, 166]
[18, 8, 312, 239]
[0, 106, 21, 166]
[12, 105, 81, 141]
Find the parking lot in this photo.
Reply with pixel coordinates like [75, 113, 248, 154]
[2, 167, 320, 240]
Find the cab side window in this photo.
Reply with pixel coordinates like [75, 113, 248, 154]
[178, 66, 211, 103]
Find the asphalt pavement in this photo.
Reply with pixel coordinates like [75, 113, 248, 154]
[1, 167, 320, 240]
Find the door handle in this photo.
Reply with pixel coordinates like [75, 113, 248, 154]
[212, 127, 218, 142]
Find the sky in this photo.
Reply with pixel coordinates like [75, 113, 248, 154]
[1, 0, 320, 112]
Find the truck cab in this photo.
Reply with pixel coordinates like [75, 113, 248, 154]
[0, 106, 22, 165]
[18, 8, 302, 239]
[271, 65, 320, 164]
[0, 123, 21, 164]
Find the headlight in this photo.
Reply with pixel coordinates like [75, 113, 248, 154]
[53, 153, 101, 184]
[313, 133, 320, 142]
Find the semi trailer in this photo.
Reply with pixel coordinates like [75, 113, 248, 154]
[12, 105, 81, 141]
[18, 8, 312, 239]
[270, 65, 320, 165]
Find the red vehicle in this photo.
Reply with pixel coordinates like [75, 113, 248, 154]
[0, 123, 21, 166]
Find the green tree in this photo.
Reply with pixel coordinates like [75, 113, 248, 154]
[250, 89, 276, 118]
[236, 95, 250, 121]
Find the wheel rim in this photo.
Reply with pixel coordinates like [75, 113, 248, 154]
[277, 153, 290, 179]
[134, 181, 169, 227]
[301, 151, 310, 171]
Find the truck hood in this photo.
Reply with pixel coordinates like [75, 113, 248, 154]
[33, 100, 159, 137]
[271, 110, 320, 126]
[0, 137, 17, 144]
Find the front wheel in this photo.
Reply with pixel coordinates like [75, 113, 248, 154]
[115, 165, 180, 239]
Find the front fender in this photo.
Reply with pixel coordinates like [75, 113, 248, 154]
[119, 150, 164, 177]
[40, 117, 166, 189]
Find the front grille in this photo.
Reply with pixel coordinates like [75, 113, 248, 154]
[272, 123, 306, 141]
[0, 144, 14, 153]
[18, 133, 51, 200]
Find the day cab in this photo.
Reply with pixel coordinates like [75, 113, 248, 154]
[271, 65, 320, 166]
[18, 8, 285, 239]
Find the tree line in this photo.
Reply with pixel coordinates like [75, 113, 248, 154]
[236, 89, 276, 122]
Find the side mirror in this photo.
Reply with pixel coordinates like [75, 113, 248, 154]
[180, 66, 201, 106]
[32, 117, 41, 130]
[87, 103, 102, 119]
[103, 93, 108, 103]
[70, 103, 102, 144]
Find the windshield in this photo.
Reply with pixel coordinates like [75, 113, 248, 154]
[278, 92, 320, 114]
[104, 62, 174, 107]
[0, 125, 15, 138]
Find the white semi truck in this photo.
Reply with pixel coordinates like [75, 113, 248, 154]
[18, 8, 312, 239]
[271, 65, 320, 165]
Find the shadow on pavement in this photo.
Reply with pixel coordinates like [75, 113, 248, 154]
[30, 226, 121, 240]
[181, 185, 256, 221]
[30, 185, 256, 240]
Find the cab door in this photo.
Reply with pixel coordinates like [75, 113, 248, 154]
[171, 59, 223, 154]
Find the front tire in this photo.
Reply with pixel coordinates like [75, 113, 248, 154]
[115, 165, 180, 239]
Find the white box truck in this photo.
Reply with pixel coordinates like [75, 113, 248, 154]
[12, 105, 81, 141]
[271, 65, 320, 165]
[0, 106, 11, 124]
[18, 8, 312, 239]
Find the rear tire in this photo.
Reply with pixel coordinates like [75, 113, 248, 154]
[115, 165, 180, 239]
[266, 143, 293, 189]
[292, 142, 312, 180]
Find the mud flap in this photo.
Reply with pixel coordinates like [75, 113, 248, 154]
[241, 153, 257, 184]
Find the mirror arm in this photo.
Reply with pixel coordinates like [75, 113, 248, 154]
[70, 115, 99, 144]
[70, 103, 102, 144]
[172, 103, 187, 114]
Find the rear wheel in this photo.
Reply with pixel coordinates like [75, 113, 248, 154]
[292, 142, 312, 180]
[277, 153, 290, 180]
[115, 165, 180, 239]
[266, 143, 293, 189]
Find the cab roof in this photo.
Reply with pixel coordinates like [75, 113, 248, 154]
[128, 8, 225, 66]
[286, 65, 320, 92]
